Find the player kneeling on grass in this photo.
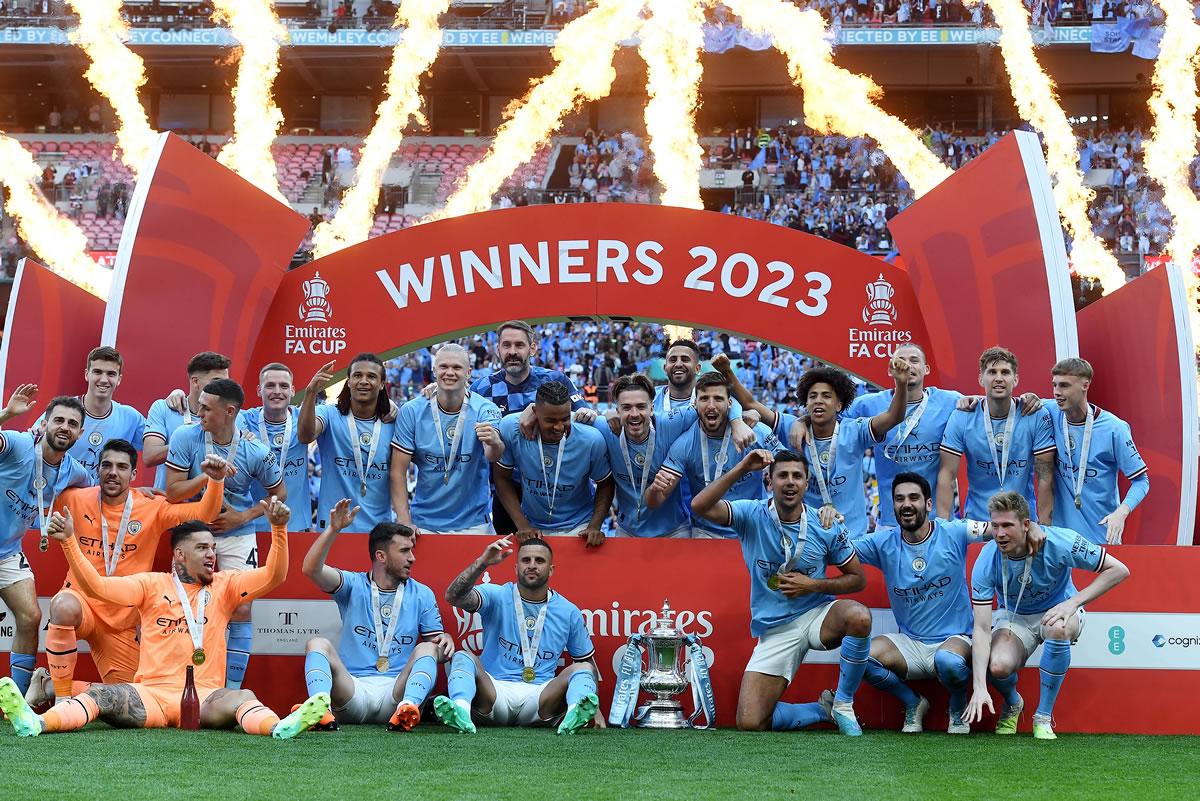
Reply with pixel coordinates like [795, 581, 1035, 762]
[965, 491, 1129, 740]
[434, 536, 603, 735]
[0, 497, 329, 739]
[300, 499, 453, 732]
[691, 449, 872, 736]
[854, 472, 1043, 734]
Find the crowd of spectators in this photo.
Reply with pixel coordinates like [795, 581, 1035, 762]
[383, 322, 823, 413]
[705, 121, 1199, 259]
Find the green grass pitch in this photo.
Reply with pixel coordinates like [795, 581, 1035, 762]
[1, 725, 1197, 800]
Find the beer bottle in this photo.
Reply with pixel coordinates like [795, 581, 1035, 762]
[181, 665, 200, 730]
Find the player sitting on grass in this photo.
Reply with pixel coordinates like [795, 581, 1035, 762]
[0, 497, 328, 739]
[965, 491, 1129, 739]
[300, 499, 453, 732]
[433, 536, 603, 735]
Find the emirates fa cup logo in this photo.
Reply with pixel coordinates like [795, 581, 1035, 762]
[299, 272, 332, 323]
[863, 273, 897, 326]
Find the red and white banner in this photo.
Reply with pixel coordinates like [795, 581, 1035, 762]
[99, 133, 311, 413]
[888, 131, 1078, 393]
[3, 532, 1197, 734]
[0, 259, 106, 430]
[245, 203, 936, 390]
[1076, 265, 1198, 545]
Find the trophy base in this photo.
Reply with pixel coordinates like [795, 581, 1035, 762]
[635, 700, 689, 729]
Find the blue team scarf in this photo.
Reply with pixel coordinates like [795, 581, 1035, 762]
[607, 634, 644, 728]
[685, 634, 716, 730]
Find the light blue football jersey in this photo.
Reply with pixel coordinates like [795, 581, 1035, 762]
[1046, 404, 1149, 545]
[330, 570, 444, 678]
[854, 518, 987, 643]
[475, 581, 594, 683]
[727, 498, 856, 637]
[237, 406, 312, 532]
[496, 415, 611, 531]
[846, 388, 961, 526]
[970, 525, 1106, 615]
[662, 421, 785, 539]
[165, 423, 283, 539]
[314, 404, 395, 533]
[940, 399, 1056, 521]
[776, 413, 879, 537]
[391, 393, 502, 532]
[592, 408, 696, 537]
[0, 432, 94, 559]
[34, 399, 145, 477]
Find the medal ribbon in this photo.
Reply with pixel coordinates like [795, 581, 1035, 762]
[512, 583, 550, 679]
[171, 570, 208, 656]
[883, 390, 929, 461]
[769, 499, 808, 575]
[1000, 555, 1034, 618]
[257, 408, 294, 472]
[659, 386, 695, 413]
[618, 423, 655, 522]
[35, 442, 58, 546]
[804, 421, 840, 507]
[432, 396, 468, 486]
[203, 427, 241, 463]
[699, 425, 733, 485]
[369, 579, 405, 670]
[982, 400, 1017, 489]
[99, 488, 135, 576]
[1062, 405, 1095, 510]
[344, 413, 382, 495]
[537, 434, 565, 523]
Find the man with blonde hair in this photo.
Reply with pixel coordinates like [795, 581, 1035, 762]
[965, 491, 1129, 740]
[1046, 358, 1148, 545]
[390, 344, 504, 535]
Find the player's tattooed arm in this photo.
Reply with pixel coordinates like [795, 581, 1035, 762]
[1034, 450, 1055, 524]
[445, 537, 513, 612]
[86, 684, 148, 728]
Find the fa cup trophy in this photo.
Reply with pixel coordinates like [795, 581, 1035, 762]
[608, 600, 716, 729]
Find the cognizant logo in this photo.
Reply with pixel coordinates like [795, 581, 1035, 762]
[1152, 634, 1200, 648]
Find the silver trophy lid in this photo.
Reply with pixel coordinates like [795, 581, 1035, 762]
[647, 599, 682, 638]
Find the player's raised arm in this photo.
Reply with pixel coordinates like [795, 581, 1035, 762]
[297, 360, 335, 444]
[159, 456, 231, 525]
[224, 496, 291, 603]
[712, 353, 778, 430]
[49, 509, 146, 607]
[691, 449, 774, 527]
[444, 536, 513, 612]
[302, 498, 360, 593]
[867, 356, 913, 440]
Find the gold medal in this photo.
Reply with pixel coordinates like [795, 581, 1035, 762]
[1075, 496, 1082, 509]
[360, 482, 368, 497]
[522, 666, 536, 683]
[767, 575, 781, 591]
[376, 656, 389, 672]
[192, 648, 206, 666]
